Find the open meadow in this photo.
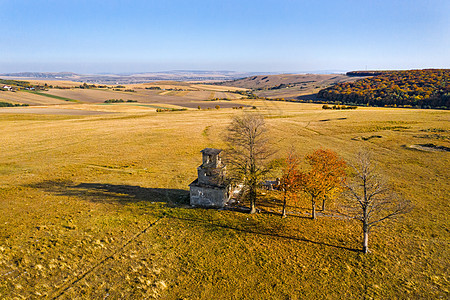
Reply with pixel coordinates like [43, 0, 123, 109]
[0, 101, 449, 298]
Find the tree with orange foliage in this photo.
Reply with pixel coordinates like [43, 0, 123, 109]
[279, 149, 301, 218]
[298, 149, 347, 219]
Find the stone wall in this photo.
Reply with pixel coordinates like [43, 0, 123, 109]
[189, 185, 228, 208]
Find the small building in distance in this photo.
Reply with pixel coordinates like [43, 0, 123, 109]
[189, 148, 234, 208]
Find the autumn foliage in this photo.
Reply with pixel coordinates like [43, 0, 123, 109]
[298, 149, 347, 219]
[318, 69, 450, 109]
[279, 150, 301, 218]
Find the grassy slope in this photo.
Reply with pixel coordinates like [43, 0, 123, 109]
[221, 74, 367, 100]
[0, 103, 448, 298]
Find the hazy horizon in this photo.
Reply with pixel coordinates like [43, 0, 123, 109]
[1, 0, 449, 74]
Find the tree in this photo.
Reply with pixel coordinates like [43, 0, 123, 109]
[225, 113, 272, 214]
[279, 149, 301, 218]
[298, 149, 347, 219]
[342, 150, 412, 253]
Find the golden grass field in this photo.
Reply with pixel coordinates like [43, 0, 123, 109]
[0, 94, 449, 298]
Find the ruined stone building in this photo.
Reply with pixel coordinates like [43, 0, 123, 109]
[189, 148, 235, 208]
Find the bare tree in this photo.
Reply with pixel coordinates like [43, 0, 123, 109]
[225, 113, 272, 214]
[342, 150, 412, 253]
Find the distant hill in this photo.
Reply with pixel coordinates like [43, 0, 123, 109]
[318, 69, 450, 109]
[0, 72, 79, 79]
[0, 71, 268, 84]
[219, 74, 366, 99]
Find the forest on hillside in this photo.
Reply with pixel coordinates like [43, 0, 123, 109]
[318, 69, 450, 109]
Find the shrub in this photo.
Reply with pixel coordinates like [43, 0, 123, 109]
[156, 108, 188, 112]
[104, 99, 125, 103]
[0, 101, 29, 107]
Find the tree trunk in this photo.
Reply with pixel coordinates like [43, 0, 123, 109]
[362, 225, 369, 253]
[249, 187, 257, 214]
[321, 198, 326, 211]
[311, 197, 316, 219]
[281, 190, 287, 218]
[249, 199, 256, 214]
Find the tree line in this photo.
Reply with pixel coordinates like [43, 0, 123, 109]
[318, 69, 450, 109]
[224, 113, 411, 253]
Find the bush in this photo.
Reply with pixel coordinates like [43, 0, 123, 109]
[156, 108, 188, 112]
[104, 99, 125, 103]
[0, 101, 29, 107]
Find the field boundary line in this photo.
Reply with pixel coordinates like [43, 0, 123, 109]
[50, 216, 164, 299]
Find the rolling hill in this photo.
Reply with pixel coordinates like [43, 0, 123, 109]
[318, 69, 450, 109]
[219, 74, 367, 100]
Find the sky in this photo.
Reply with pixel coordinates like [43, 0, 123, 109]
[1, 0, 449, 74]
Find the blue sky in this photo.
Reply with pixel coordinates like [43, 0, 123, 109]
[1, 0, 449, 73]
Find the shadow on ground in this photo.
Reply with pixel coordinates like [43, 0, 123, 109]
[27, 180, 359, 252]
[295, 93, 321, 102]
[27, 180, 190, 206]
[168, 214, 360, 253]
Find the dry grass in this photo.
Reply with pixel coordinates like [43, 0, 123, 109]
[191, 83, 248, 92]
[0, 102, 448, 298]
[27, 85, 249, 108]
[129, 82, 247, 93]
[0, 79, 250, 109]
[0, 91, 70, 106]
[223, 74, 366, 100]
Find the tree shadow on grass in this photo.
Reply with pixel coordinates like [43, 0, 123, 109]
[27, 180, 190, 206]
[295, 93, 321, 102]
[27, 180, 359, 252]
[248, 194, 314, 219]
[168, 214, 360, 253]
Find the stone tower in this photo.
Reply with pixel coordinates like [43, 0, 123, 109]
[189, 148, 229, 208]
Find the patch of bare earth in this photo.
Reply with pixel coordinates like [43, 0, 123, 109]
[408, 143, 450, 152]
